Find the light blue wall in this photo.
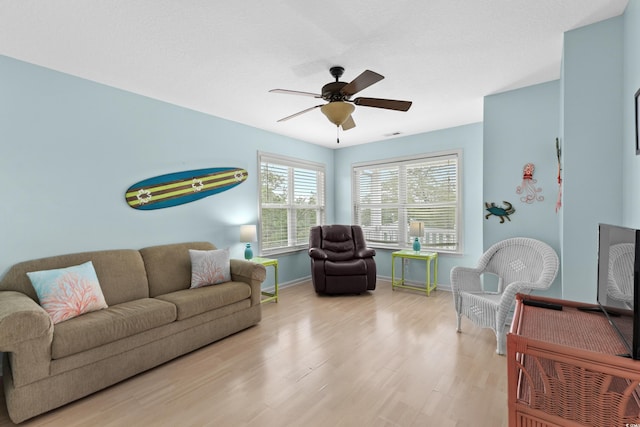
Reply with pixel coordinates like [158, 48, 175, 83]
[624, 0, 640, 227]
[2, 5, 639, 302]
[333, 124, 484, 285]
[0, 47, 485, 291]
[0, 55, 334, 285]
[561, 16, 623, 302]
[483, 81, 562, 297]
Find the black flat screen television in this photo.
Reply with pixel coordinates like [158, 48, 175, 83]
[596, 223, 640, 359]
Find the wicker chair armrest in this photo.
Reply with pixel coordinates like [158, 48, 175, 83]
[499, 281, 539, 310]
[450, 266, 484, 293]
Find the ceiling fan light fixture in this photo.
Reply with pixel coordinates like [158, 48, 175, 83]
[320, 101, 355, 126]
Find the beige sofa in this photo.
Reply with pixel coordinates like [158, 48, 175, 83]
[0, 241, 266, 423]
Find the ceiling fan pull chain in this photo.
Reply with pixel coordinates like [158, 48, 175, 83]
[336, 126, 340, 144]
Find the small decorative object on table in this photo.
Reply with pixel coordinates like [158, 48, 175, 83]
[409, 221, 424, 252]
[240, 224, 257, 260]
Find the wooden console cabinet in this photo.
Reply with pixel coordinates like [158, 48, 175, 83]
[507, 294, 640, 427]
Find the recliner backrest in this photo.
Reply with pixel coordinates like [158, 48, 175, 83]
[320, 225, 355, 261]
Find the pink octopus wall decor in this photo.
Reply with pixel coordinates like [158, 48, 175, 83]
[516, 163, 543, 204]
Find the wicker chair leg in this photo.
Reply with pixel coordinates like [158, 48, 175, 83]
[496, 330, 506, 355]
[456, 314, 462, 332]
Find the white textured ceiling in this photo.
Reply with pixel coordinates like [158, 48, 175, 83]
[0, 0, 629, 148]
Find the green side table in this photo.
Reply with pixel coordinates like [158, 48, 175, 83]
[391, 250, 438, 296]
[251, 257, 278, 303]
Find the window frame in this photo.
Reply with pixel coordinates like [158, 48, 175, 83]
[351, 149, 463, 254]
[258, 151, 326, 256]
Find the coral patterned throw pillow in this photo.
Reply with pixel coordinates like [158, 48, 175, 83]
[189, 249, 231, 288]
[27, 261, 108, 324]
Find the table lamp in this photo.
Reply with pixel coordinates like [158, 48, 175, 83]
[240, 224, 257, 260]
[409, 221, 424, 252]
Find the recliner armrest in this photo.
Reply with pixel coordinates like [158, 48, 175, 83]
[308, 248, 328, 259]
[356, 248, 376, 258]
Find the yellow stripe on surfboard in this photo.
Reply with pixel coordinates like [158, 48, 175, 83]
[126, 170, 243, 199]
[127, 177, 244, 206]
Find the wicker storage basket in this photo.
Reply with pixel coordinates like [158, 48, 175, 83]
[508, 295, 640, 427]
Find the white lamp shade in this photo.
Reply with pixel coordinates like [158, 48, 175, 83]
[240, 224, 257, 242]
[409, 221, 424, 237]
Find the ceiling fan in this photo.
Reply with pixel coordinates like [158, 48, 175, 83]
[270, 66, 412, 142]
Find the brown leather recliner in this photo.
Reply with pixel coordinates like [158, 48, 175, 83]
[308, 225, 376, 294]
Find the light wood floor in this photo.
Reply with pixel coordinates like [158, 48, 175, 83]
[0, 280, 508, 427]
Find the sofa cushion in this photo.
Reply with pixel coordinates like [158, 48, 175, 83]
[189, 249, 231, 288]
[0, 249, 149, 306]
[140, 242, 216, 297]
[27, 261, 108, 324]
[155, 281, 251, 321]
[52, 298, 176, 359]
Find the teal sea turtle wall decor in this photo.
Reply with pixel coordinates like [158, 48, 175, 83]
[485, 201, 515, 223]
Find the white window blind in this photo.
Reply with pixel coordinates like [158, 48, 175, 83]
[353, 150, 461, 253]
[259, 152, 326, 255]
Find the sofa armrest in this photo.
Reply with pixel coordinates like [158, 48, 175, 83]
[0, 291, 53, 350]
[0, 291, 53, 386]
[230, 259, 267, 306]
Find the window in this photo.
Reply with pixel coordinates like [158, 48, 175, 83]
[352, 150, 461, 253]
[259, 152, 326, 255]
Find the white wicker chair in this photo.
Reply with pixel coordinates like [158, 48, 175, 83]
[607, 243, 634, 309]
[451, 237, 559, 355]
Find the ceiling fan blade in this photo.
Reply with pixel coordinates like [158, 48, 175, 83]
[353, 97, 412, 111]
[341, 115, 356, 131]
[269, 89, 322, 98]
[276, 104, 323, 122]
[340, 70, 384, 96]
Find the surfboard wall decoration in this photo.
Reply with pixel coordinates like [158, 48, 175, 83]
[125, 167, 248, 210]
